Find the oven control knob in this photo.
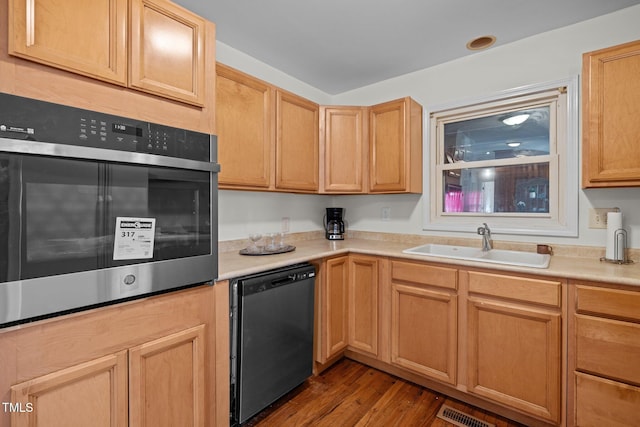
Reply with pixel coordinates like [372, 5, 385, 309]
[123, 274, 136, 286]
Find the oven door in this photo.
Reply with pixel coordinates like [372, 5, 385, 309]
[0, 149, 215, 326]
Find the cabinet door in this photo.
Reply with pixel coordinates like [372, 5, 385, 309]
[575, 372, 640, 427]
[11, 351, 128, 427]
[275, 90, 319, 192]
[348, 255, 379, 357]
[369, 97, 422, 193]
[467, 298, 561, 423]
[391, 282, 457, 384]
[576, 314, 640, 385]
[320, 106, 368, 193]
[129, 0, 207, 106]
[216, 64, 274, 189]
[8, 0, 127, 85]
[582, 40, 640, 187]
[129, 325, 206, 427]
[318, 256, 349, 362]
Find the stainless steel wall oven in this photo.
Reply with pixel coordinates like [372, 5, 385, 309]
[0, 93, 219, 327]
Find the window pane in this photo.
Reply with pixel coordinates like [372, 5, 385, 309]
[444, 107, 550, 163]
[443, 163, 549, 213]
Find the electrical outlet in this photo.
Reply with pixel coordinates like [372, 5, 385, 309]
[381, 207, 391, 221]
[588, 208, 618, 229]
[281, 217, 290, 233]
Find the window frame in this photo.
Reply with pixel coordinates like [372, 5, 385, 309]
[423, 76, 579, 237]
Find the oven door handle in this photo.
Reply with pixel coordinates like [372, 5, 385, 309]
[0, 137, 218, 172]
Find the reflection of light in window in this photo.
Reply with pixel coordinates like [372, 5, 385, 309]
[502, 113, 529, 126]
[482, 168, 494, 179]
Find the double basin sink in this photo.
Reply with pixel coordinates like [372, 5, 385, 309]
[402, 243, 551, 269]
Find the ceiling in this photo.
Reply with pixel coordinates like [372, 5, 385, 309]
[174, 0, 640, 95]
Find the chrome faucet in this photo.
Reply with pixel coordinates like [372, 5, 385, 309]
[477, 223, 493, 251]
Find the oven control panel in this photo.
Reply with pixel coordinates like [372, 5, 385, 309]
[0, 92, 211, 162]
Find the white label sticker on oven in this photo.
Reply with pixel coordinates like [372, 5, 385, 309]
[113, 217, 156, 260]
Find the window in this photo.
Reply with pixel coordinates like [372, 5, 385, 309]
[424, 77, 578, 237]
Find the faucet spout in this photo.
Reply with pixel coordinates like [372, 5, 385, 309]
[477, 223, 493, 251]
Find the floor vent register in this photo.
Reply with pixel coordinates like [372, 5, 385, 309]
[436, 404, 496, 427]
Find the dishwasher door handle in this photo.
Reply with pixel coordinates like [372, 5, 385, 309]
[271, 275, 296, 287]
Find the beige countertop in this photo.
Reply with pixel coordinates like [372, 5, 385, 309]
[218, 235, 640, 287]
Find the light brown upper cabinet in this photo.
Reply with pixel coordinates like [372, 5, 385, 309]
[320, 98, 424, 195]
[215, 65, 319, 193]
[275, 90, 320, 192]
[8, 0, 128, 85]
[214, 63, 424, 194]
[320, 106, 368, 193]
[9, 0, 208, 106]
[369, 98, 423, 193]
[582, 39, 640, 187]
[129, 0, 207, 106]
[216, 64, 274, 189]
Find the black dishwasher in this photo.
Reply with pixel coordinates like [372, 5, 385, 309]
[230, 263, 316, 426]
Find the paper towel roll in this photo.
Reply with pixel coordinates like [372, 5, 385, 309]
[606, 212, 623, 260]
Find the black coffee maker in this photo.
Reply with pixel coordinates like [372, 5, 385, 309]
[324, 207, 345, 240]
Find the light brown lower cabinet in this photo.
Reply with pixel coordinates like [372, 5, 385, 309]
[389, 260, 458, 384]
[129, 325, 206, 426]
[0, 285, 218, 427]
[316, 255, 567, 425]
[464, 271, 563, 424]
[10, 351, 129, 427]
[10, 325, 205, 427]
[570, 283, 640, 427]
[316, 255, 383, 364]
[466, 297, 561, 422]
[348, 255, 381, 358]
[316, 256, 349, 364]
[575, 372, 640, 427]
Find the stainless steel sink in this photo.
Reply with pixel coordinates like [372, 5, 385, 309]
[402, 243, 551, 269]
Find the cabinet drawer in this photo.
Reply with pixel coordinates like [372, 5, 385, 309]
[391, 260, 457, 290]
[467, 271, 561, 307]
[576, 285, 640, 322]
[576, 314, 640, 385]
[576, 372, 640, 427]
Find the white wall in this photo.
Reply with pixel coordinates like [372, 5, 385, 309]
[216, 6, 640, 248]
[216, 42, 332, 105]
[218, 190, 331, 241]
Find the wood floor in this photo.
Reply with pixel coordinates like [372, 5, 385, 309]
[245, 359, 527, 427]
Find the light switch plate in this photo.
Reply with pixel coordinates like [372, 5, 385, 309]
[588, 208, 618, 229]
